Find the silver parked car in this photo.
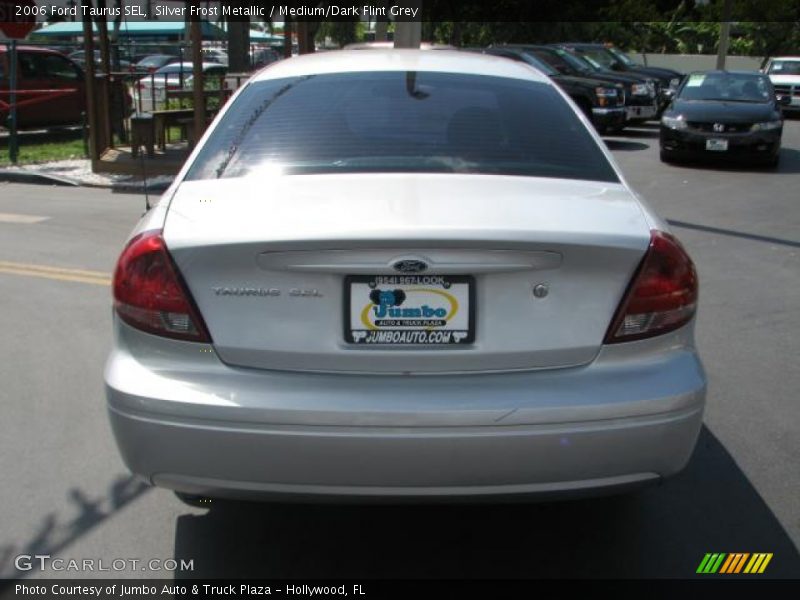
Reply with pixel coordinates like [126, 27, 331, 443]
[106, 50, 705, 504]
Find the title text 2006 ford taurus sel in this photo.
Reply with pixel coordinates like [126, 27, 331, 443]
[105, 50, 705, 503]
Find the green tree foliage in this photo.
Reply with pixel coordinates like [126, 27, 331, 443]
[423, 0, 800, 57]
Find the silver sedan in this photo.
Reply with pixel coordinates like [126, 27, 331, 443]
[105, 50, 705, 503]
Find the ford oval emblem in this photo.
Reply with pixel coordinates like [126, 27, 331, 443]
[392, 259, 428, 273]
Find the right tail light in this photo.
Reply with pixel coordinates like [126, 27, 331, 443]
[605, 230, 698, 343]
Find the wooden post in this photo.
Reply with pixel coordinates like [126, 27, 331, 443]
[283, 17, 292, 58]
[81, 0, 99, 167]
[191, 11, 205, 143]
[394, 22, 421, 49]
[94, 1, 113, 148]
[227, 2, 251, 71]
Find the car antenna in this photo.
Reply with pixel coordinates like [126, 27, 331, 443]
[139, 142, 151, 213]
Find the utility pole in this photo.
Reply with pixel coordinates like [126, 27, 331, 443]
[716, 0, 733, 70]
[393, 22, 421, 48]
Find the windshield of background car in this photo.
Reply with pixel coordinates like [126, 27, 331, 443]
[767, 60, 800, 75]
[577, 49, 616, 69]
[550, 48, 595, 72]
[677, 73, 773, 103]
[185, 71, 619, 183]
[154, 64, 191, 74]
[607, 47, 637, 67]
[516, 52, 558, 76]
[138, 55, 172, 67]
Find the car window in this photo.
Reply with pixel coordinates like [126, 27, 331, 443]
[18, 53, 42, 78]
[155, 64, 191, 74]
[186, 71, 618, 183]
[576, 49, 615, 69]
[679, 73, 773, 103]
[41, 55, 80, 80]
[768, 60, 800, 75]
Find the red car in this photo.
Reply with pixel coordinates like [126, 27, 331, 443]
[0, 46, 86, 129]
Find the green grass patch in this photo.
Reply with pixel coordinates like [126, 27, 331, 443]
[0, 137, 86, 166]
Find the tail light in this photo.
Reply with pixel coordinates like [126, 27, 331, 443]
[604, 231, 698, 343]
[113, 230, 211, 342]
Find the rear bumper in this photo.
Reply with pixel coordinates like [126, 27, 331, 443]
[109, 404, 701, 501]
[105, 320, 706, 501]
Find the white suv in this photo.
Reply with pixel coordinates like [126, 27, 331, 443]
[764, 56, 800, 113]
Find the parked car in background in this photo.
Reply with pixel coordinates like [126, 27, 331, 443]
[660, 70, 787, 167]
[132, 61, 227, 112]
[67, 49, 131, 71]
[201, 48, 229, 67]
[106, 50, 705, 505]
[484, 46, 626, 133]
[131, 54, 180, 74]
[0, 46, 86, 129]
[251, 47, 281, 69]
[553, 43, 681, 115]
[763, 56, 800, 114]
[539, 45, 660, 124]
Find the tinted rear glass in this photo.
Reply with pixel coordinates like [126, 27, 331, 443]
[186, 71, 618, 183]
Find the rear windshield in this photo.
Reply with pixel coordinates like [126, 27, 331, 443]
[186, 71, 618, 183]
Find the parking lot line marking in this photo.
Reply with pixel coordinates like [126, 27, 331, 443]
[0, 260, 110, 286]
[0, 212, 50, 224]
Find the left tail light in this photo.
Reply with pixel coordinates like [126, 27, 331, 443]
[113, 230, 211, 342]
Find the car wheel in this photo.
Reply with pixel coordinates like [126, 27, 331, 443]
[174, 491, 214, 508]
[660, 149, 675, 164]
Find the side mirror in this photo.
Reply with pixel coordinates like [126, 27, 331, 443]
[778, 95, 792, 106]
[611, 63, 624, 72]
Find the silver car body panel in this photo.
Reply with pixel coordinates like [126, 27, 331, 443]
[164, 175, 651, 373]
[106, 318, 704, 499]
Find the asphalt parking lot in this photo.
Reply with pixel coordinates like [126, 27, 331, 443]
[1, 119, 798, 580]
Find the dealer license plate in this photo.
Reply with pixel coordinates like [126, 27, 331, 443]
[345, 275, 474, 345]
[706, 138, 729, 151]
[625, 105, 657, 119]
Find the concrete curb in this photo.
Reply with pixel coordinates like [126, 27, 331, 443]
[111, 180, 172, 194]
[0, 169, 173, 193]
[0, 170, 80, 187]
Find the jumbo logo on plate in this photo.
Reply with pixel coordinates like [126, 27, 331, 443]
[348, 275, 473, 345]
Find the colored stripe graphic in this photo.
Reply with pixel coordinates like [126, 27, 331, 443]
[699, 552, 773, 574]
[697, 553, 727, 574]
[720, 553, 749, 573]
[744, 553, 773, 574]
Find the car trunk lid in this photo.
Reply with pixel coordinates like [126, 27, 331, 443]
[164, 174, 650, 374]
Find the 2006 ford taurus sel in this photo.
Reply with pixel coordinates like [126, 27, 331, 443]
[105, 50, 705, 503]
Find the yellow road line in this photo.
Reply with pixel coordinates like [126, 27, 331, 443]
[0, 212, 49, 224]
[0, 260, 111, 286]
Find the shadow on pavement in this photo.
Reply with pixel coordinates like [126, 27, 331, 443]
[0, 474, 150, 579]
[604, 140, 650, 152]
[663, 147, 800, 175]
[172, 427, 800, 579]
[612, 127, 660, 139]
